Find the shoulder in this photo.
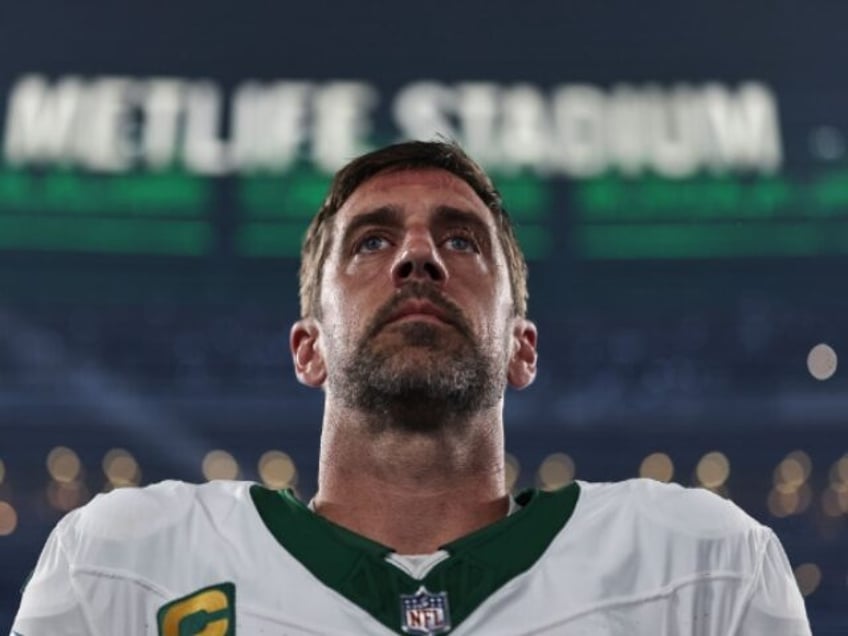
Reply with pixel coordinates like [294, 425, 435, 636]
[560, 479, 778, 601]
[575, 478, 762, 539]
[570, 478, 773, 577]
[58, 480, 254, 555]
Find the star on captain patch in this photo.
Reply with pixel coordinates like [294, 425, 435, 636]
[400, 586, 451, 635]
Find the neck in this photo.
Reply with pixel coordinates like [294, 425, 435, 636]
[312, 400, 509, 554]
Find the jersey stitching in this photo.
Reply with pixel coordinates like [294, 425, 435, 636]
[515, 571, 750, 635]
[454, 481, 590, 631]
[726, 525, 770, 636]
[238, 564, 399, 636]
[71, 564, 174, 599]
[76, 564, 386, 636]
[384, 551, 451, 579]
[197, 482, 248, 555]
[236, 599, 394, 636]
[55, 513, 104, 636]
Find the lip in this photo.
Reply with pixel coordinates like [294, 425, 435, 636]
[385, 301, 453, 327]
[390, 313, 449, 325]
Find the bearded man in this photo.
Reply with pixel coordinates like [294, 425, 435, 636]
[12, 141, 811, 635]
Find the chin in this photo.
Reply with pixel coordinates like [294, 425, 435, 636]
[376, 321, 462, 352]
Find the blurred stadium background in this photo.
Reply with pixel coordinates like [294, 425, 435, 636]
[1, 1, 847, 632]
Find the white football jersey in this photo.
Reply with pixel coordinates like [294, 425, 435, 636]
[12, 478, 811, 635]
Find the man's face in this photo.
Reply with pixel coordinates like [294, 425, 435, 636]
[295, 168, 534, 428]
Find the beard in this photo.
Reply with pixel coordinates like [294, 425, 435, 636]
[331, 284, 508, 433]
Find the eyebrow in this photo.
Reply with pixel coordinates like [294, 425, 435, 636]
[432, 205, 492, 241]
[340, 206, 404, 249]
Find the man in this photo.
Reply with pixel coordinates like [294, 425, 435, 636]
[13, 141, 811, 635]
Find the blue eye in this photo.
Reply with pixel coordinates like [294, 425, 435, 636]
[358, 235, 389, 253]
[445, 235, 476, 252]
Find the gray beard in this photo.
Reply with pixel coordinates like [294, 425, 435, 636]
[335, 320, 506, 433]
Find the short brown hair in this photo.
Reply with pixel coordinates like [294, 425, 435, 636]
[299, 140, 529, 319]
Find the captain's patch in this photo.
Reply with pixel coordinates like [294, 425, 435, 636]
[157, 582, 235, 636]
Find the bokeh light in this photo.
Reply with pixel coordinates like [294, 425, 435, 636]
[794, 563, 822, 597]
[504, 453, 520, 492]
[47, 480, 89, 512]
[807, 343, 837, 380]
[102, 449, 141, 487]
[695, 451, 730, 488]
[47, 447, 82, 483]
[202, 450, 239, 481]
[258, 450, 297, 489]
[829, 455, 848, 491]
[768, 483, 812, 517]
[0, 502, 17, 536]
[537, 453, 575, 491]
[639, 452, 674, 483]
[773, 451, 812, 496]
[821, 487, 848, 517]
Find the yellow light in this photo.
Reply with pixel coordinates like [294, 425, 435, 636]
[830, 455, 848, 485]
[786, 450, 812, 479]
[258, 451, 297, 490]
[821, 487, 848, 517]
[504, 453, 520, 492]
[202, 450, 239, 481]
[47, 480, 88, 512]
[831, 480, 848, 494]
[768, 483, 812, 517]
[0, 501, 17, 536]
[822, 488, 842, 517]
[795, 483, 813, 514]
[794, 563, 822, 597]
[47, 447, 82, 483]
[639, 452, 674, 483]
[102, 449, 141, 487]
[537, 453, 575, 491]
[774, 451, 812, 494]
[768, 488, 798, 517]
[775, 460, 805, 492]
[695, 452, 730, 488]
[837, 488, 848, 513]
[807, 343, 837, 380]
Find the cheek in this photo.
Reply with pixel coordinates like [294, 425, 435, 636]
[320, 265, 358, 321]
[486, 290, 517, 346]
[468, 299, 510, 346]
[321, 284, 370, 344]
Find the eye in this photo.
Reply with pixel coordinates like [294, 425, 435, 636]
[443, 232, 478, 253]
[356, 234, 390, 253]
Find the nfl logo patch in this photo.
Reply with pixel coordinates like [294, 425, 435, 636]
[400, 586, 452, 635]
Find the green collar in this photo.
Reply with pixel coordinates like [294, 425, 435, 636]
[250, 483, 580, 634]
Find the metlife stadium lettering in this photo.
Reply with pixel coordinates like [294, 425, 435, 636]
[2, 74, 782, 177]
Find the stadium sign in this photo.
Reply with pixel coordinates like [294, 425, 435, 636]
[2, 74, 781, 178]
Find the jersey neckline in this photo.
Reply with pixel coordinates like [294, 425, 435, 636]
[250, 482, 580, 635]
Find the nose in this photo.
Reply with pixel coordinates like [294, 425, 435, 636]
[391, 232, 448, 287]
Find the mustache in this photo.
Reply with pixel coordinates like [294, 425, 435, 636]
[365, 283, 474, 341]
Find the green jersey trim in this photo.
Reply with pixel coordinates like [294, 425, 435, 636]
[250, 482, 580, 634]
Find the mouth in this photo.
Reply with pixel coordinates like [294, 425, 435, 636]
[388, 313, 450, 326]
[384, 301, 454, 328]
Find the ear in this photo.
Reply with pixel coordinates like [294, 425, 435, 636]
[290, 318, 327, 388]
[507, 318, 537, 389]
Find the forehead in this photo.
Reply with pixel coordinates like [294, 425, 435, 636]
[336, 168, 492, 223]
